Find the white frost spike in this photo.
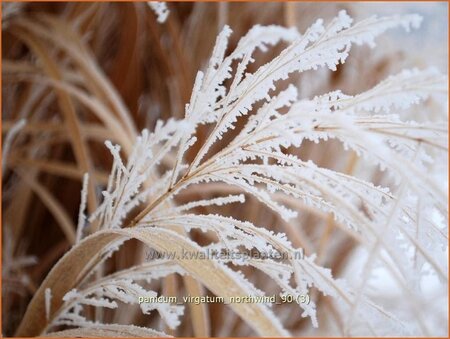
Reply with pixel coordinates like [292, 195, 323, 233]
[105, 141, 128, 177]
[186, 71, 204, 118]
[345, 13, 422, 48]
[157, 194, 246, 215]
[321, 10, 353, 39]
[233, 25, 300, 55]
[207, 25, 233, 73]
[54, 279, 184, 331]
[76, 173, 89, 243]
[147, 2, 169, 23]
[89, 119, 185, 229]
[337, 68, 447, 114]
[45, 288, 52, 321]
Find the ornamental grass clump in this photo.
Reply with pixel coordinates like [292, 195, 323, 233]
[2, 2, 447, 337]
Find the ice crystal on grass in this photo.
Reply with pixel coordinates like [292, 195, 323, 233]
[147, 2, 169, 23]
